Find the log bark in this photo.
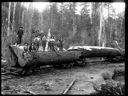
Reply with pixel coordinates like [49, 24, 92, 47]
[68, 46, 124, 58]
[8, 45, 124, 68]
[9, 45, 81, 67]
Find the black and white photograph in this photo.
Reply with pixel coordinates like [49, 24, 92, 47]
[1, 1, 125, 95]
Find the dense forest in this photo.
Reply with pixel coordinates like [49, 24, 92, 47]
[1, 2, 125, 58]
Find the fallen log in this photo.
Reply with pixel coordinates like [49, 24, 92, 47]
[68, 46, 124, 58]
[8, 45, 81, 67]
[8, 45, 125, 68]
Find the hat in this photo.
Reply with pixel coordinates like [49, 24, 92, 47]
[19, 26, 23, 28]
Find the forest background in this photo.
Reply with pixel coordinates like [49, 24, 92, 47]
[1, 2, 125, 58]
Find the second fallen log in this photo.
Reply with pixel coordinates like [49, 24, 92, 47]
[68, 46, 124, 58]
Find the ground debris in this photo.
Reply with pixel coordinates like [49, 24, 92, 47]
[62, 79, 76, 94]
[1, 62, 124, 95]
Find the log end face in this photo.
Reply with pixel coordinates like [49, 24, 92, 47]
[9, 45, 27, 67]
[5, 45, 18, 67]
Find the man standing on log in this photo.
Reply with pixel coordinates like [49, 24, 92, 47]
[59, 38, 64, 51]
[29, 43, 36, 52]
[22, 43, 30, 58]
[42, 35, 46, 51]
[33, 35, 41, 51]
[48, 35, 56, 51]
[17, 26, 24, 45]
[56, 38, 64, 51]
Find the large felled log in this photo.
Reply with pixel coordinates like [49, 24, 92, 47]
[26, 51, 81, 67]
[8, 45, 124, 68]
[9, 45, 81, 67]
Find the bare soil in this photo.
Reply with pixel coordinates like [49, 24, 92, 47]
[1, 60, 125, 95]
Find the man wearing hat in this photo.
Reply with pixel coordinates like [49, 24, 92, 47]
[17, 26, 24, 45]
[42, 35, 47, 51]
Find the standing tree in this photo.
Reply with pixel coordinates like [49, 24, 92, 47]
[91, 3, 100, 46]
[28, 3, 34, 44]
[21, 3, 24, 25]
[40, 12, 43, 33]
[12, 2, 16, 33]
[72, 3, 77, 38]
[98, 3, 103, 46]
[7, 2, 11, 37]
[69, 3, 77, 40]
[90, 3, 92, 24]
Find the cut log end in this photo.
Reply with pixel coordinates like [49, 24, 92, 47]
[7, 45, 30, 67]
[5, 45, 17, 67]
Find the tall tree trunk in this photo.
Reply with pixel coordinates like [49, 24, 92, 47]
[98, 3, 103, 46]
[30, 9, 34, 44]
[114, 18, 117, 40]
[12, 2, 17, 33]
[6, 2, 12, 67]
[107, 3, 111, 47]
[24, 4, 29, 35]
[90, 3, 92, 24]
[22, 8, 24, 25]
[72, 3, 77, 38]
[120, 18, 123, 47]
[102, 4, 106, 47]
[19, 3, 21, 26]
[40, 13, 43, 33]
[50, 5, 53, 32]
[38, 13, 41, 31]
[110, 24, 113, 42]
[102, 19, 106, 47]
[28, 4, 34, 44]
[61, 3, 64, 39]
[24, 10, 27, 36]
[7, 2, 11, 37]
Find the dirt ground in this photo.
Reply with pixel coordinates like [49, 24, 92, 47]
[1, 60, 125, 95]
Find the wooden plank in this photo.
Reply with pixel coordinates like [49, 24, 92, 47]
[62, 79, 76, 94]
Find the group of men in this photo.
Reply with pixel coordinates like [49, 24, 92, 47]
[32, 34, 64, 52]
[16, 26, 64, 52]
